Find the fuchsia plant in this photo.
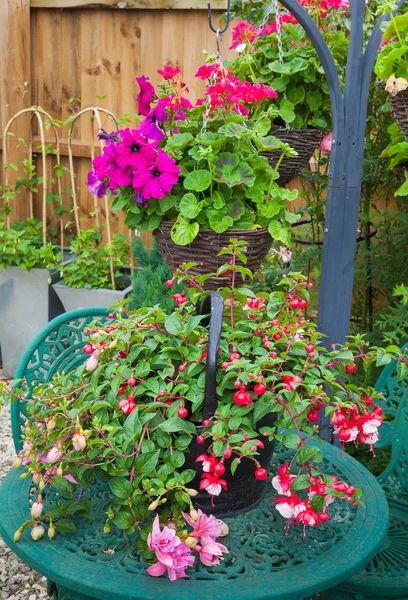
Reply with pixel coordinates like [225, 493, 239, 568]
[3, 240, 406, 581]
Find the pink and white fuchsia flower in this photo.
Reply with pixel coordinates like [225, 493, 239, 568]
[272, 463, 297, 497]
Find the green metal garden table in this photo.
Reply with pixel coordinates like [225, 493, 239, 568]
[0, 441, 388, 600]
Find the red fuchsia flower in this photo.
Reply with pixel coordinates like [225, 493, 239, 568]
[139, 101, 167, 141]
[296, 506, 320, 528]
[196, 454, 218, 474]
[308, 480, 335, 508]
[118, 397, 136, 415]
[200, 473, 228, 496]
[182, 509, 225, 544]
[157, 65, 181, 80]
[147, 516, 195, 581]
[319, 133, 332, 153]
[133, 149, 180, 200]
[136, 75, 155, 116]
[282, 375, 303, 391]
[115, 128, 157, 170]
[274, 494, 308, 519]
[87, 171, 108, 198]
[272, 463, 297, 497]
[359, 413, 383, 435]
[172, 292, 187, 306]
[245, 297, 266, 310]
[197, 536, 229, 567]
[229, 20, 258, 49]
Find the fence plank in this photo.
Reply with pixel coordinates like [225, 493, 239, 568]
[0, 0, 32, 221]
[30, 0, 227, 9]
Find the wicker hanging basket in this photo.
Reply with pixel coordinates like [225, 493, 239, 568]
[154, 222, 271, 290]
[389, 89, 408, 140]
[264, 127, 324, 185]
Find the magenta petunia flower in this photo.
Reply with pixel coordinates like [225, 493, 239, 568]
[138, 100, 168, 141]
[115, 128, 157, 170]
[87, 171, 108, 198]
[133, 149, 180, 199]
[136, 75, 155, 116]
[93, 142, 118, 181]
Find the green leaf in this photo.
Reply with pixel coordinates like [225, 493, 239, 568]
[165, 314, 184, 335]
[54, 519, 76, 534]
[278, 99, 296, 125]
[109, 477, 133, 499]
[227, 199, 246, 221]
[214, 153, 255, 187]
[207, 209, 234, 233]
[281, 432, 301, 449]
[133, 450, 160, 475]
[376, 349, 392, 367]
[268, 220, 291, 246]
[171, 218, 199, 246]
[179, 193, 202, 219]
[397, 360, 408, 381]
[196, 132, 227, 148]
[165, 132, 193, 150]
[113, 511, 133, 530]
[254, 116, 271, 137]
[297, 446, 323, 465]
[123, 408, 142, 443]
[134, 361, 150, 377]
[291, 474, 311, 491]
[160, 417, 195, 434]
[218, 123, 250, 138]
[184, 170, 211, 192]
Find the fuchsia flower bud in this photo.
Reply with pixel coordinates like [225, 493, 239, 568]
[86, 355, 99, 371]
[72, 435, 87, 452]
[31, 525, 45, 541]
[31, 497, 44, 519]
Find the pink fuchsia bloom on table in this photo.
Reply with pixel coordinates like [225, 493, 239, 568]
[197, 536, 229, 567]
[146, 515, 195, 581]
[182, 509, 224, 543]
[115, 128, 157, 170]
[136, 75, 155, 116]
[157, 65, 181, 80]
[87, 171, 108, 198]
[133, 148, 180, 200]
[200, 472, 228, 496]
[319, 133, 332, 153]
[272, 463, 297, 497]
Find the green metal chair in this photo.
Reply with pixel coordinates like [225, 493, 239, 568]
[11, 307, 110, 452]
[324, 343, 408, 600]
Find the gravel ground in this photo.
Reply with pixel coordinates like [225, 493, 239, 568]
[0, 371, 48, 600]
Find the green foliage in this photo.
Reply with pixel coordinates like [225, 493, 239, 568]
[130, 238, 183, 312]
[60, 229, 130, 290]
[0, 215, 61, 271]
[375, 12, 408, 80]
[375, 284, 408, 346]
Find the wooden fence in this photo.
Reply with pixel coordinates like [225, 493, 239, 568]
[0, 0, 233, 245]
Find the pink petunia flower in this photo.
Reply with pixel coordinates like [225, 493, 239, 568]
[139, 101, 167, 141]
[136, 75, 155, 117]
[133, 149, 180, 200]
[115, 128, 157, 170]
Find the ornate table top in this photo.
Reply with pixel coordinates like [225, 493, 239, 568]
[0, 441, 389, 600]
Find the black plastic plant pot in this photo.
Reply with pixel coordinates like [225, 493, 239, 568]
[185, 414, 277, 518]
[191, 291, 277, 517]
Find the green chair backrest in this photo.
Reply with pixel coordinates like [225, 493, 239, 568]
[11, 307, 109, 452]
[373, 342, 408, 500]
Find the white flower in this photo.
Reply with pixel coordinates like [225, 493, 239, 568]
[363, 431, 380, 445]
[235, 43, 246, 53]
[206, 483, 222, 496]
[362, 417, 382, 434]
[275, 501, 295, 519]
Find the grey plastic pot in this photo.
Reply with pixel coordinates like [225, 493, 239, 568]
[52, 282, 133, 312]
[0, 258, 71, 377]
